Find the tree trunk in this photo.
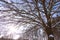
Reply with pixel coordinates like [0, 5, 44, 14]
[45, 27, 54, 40]
[48, 34, 54, 40]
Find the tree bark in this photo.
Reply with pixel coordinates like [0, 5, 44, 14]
[48, 34, 54, 40]
[45, 27, 54, 40]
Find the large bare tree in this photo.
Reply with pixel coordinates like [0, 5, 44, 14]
[0, 0, 60, 40]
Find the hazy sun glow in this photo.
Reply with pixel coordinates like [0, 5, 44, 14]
[7, 24, 17, 33]
[5, 23, 27, 39]
[12, 34, 20, 39]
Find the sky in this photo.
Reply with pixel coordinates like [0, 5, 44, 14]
[0, 10, 34, 39]
[0, 0, 30, 39]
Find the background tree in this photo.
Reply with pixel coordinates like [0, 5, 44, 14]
[0, 0, 60, 40]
